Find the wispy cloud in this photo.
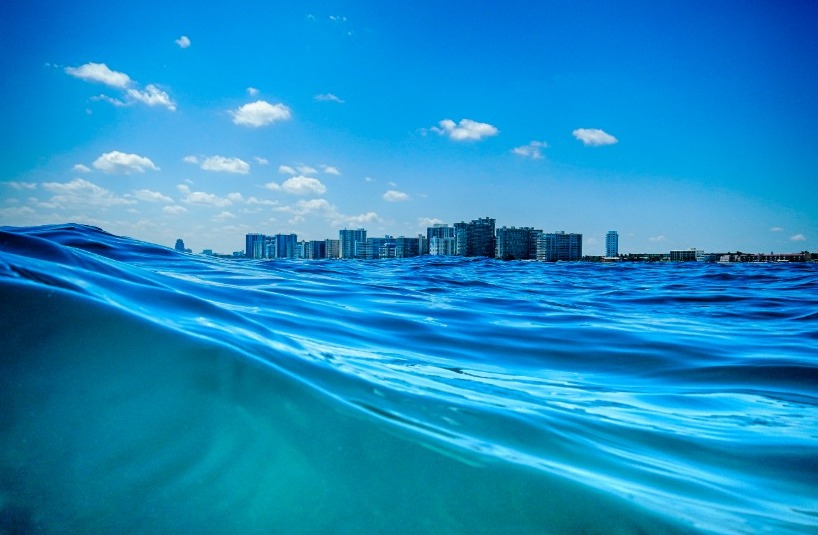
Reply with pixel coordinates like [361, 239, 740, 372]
[790, 234, 807, 242]
[321, 165, 341, 175]
[65, 62, 131, 88]
[383, 190, 409, 202]
[93, 151, 159, 174]
[42, 179, 136, 208]
[200, 156, 251, 174]
[231, 100, 291, 127]
[278, 165, 296, 175]
[418, 217, 444, 228]
[648, 235, 666, 242]
[512, 140, 548, 159]
[126, 85, 175, 111]
[572, 128, 618, 146]
[72, 164, 92, 174]
[131, 189, 173, 203]
[315, 93, 345, 104]
[431, 118, 498, 141]
[66, 62, 176, 110]
[254, 157, 269, 165]
[163, 205, 187, 215]
[185, 155, 250, 174]
[177, 184, 234, 207]
[281, 176, 327, 195]
[3, 181, 37, 190]
[175, 35, 191, 49]
[770, 226, 784, 232]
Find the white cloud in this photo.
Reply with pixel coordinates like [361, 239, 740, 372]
[432, 118, 499, 141]
[175, 35, 191, 48]
[364, 176, 374, 182]
[344, 212, 380, 226]
[322, 165, 341, 175]
[65, 62, 131, 88]
[254, 157, 269, 165]
[278, 165, 296, 175]
[42, 178, 136, 207]
[246, 196, 279, 206]
[213, 211, 236, 222]
[264, 182, 281, 191]
[383, 190, 409, 202]
[93, 151, 159, 174]
[572, 128, 618, 146]
[131, 189, 173, 203]
[163, 205, 187, 215]
[297, 165, 317, 175]
[72, 164, 92, 173]
[648, 235, 667, 242]
[790, 234, 807, 242]
[91, 94, 127, 106]
[281, 176, 327, 195]
[183, 155, 200, 164]
[418, 217, 444, 228]
[315, 93, 345, 104]
[247, 87, 259, 96]
[177, 184, 233, 207]
[126, 84, 176, 111]
[276, 198, 381, 228]
[3, 181, 37, 190]
[512, 140, 548, 159]
[231, 100, 291, 127]
[200, 156, 251, 174]
[770, 227, 784, 232]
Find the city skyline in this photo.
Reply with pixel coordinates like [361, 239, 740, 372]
[1, 1, 817, 256]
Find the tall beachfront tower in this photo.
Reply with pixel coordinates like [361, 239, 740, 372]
[339, 228, 367, 259]
[606, 230, 619, 258]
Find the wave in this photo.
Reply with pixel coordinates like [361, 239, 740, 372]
[1, 224, 817, 533]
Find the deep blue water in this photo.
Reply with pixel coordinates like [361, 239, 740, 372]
[1, 224, 817, 534]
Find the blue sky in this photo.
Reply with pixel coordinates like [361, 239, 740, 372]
[1, 0, 816, 255]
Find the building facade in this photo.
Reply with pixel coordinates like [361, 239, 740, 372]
[429, 236, 457, 255]
[496, 226, 541, 260]
[395, 236, 421, 258]
[537, 231, 583, 261]
[324, 239, 340, 259]
[267, 234, 298, 259]
[605, 231, 619, 258]
[245, 233, 266, 259]
[339, 229, 367, 259]
[454, 217, 496, 257]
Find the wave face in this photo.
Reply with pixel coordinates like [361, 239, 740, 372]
[1, 224, 817, 534]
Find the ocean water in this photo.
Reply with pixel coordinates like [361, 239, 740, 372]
[1, 224, 816, 534]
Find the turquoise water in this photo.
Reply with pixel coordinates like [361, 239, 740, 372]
[1, 224, 817, 534]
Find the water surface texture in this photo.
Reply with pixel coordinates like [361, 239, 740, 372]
[1, 224, 817, 534]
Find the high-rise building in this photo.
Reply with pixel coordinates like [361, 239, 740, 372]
[429, 236, 457, 255]
[245, 233, 266, 259]
[395, 236, 421, 258]
[363, 236, 395, 259]
[324, 239, 340, 259]
[174, 239, 186, 252]
[537, 231, 583, 261]
[496, 227, 542, 260]
[454, 217, 496, 257]
[267, 233, 298, 259]
[305, 240, 326, 259]
[605, 231, 619, 258]
[339, 229, 366, 259]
